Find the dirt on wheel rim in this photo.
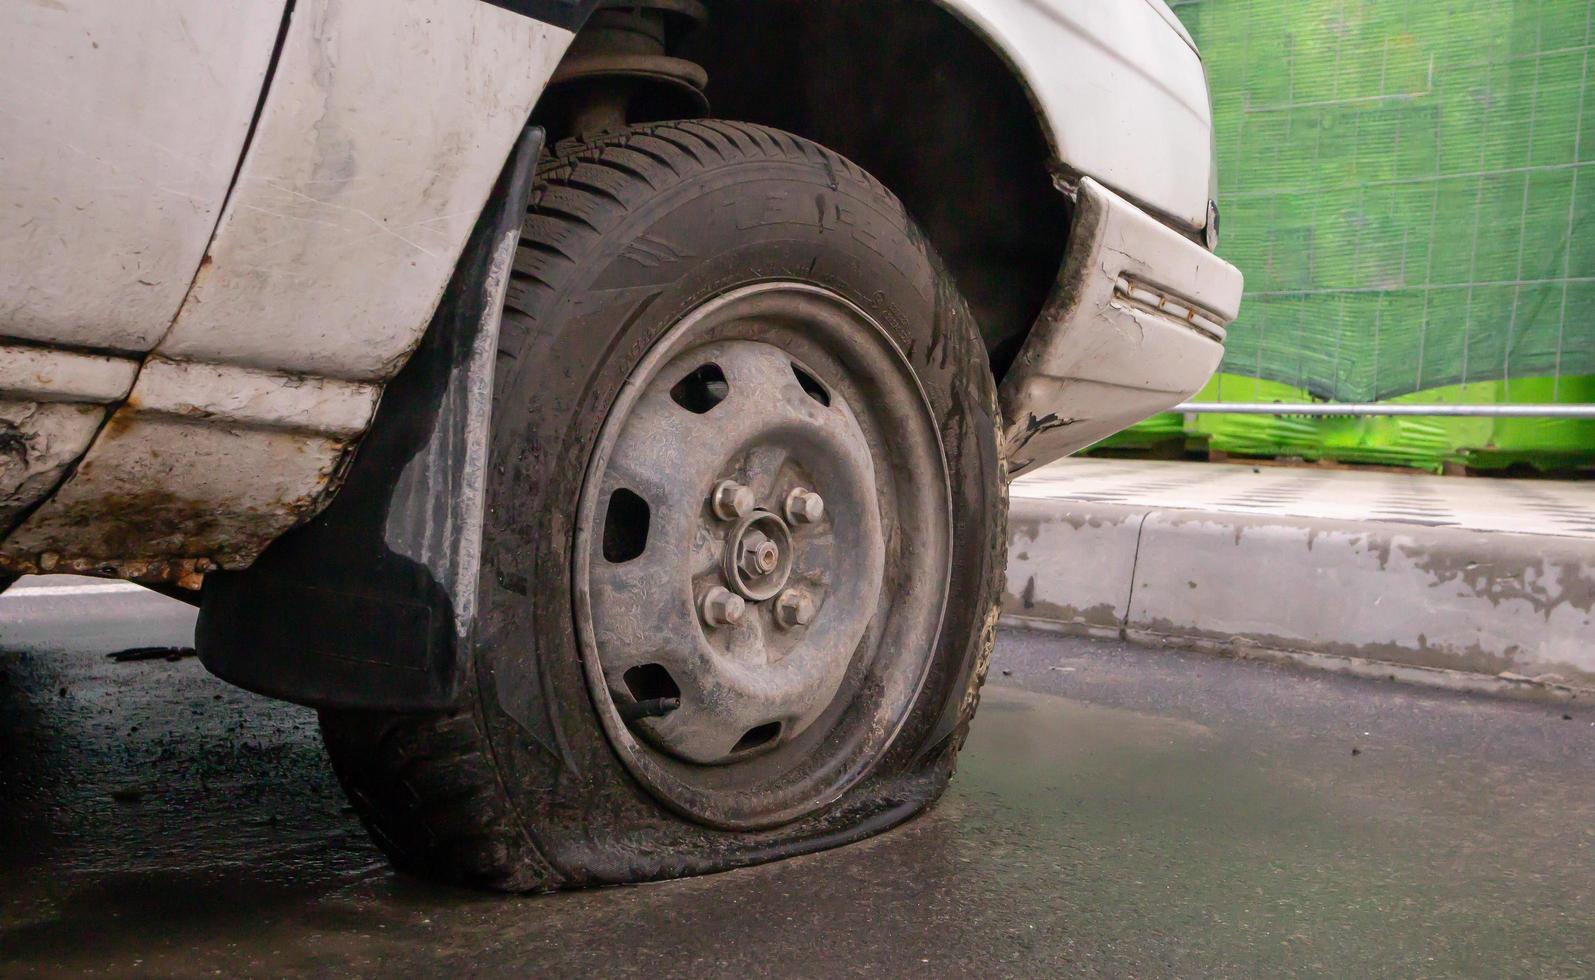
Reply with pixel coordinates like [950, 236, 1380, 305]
[573, 282, 953, 829]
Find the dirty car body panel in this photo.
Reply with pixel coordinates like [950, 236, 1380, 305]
[1, 0, 1238, 703]
[931, 0, 1243, 476]
[999, 176, 1242, 477]
[0, 1, 287, 542]
[0, 0, 574, 583]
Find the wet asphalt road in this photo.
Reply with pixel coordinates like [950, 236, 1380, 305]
[2, 582, 1594, 978]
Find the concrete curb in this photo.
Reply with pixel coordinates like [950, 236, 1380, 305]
[1004, 497, 1595, 699]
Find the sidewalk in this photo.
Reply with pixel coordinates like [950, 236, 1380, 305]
[1006, 458, 1595, 697]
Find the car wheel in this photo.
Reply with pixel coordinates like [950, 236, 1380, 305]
[319, 121, 1005, 891]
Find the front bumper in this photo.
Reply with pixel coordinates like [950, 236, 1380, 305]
[999, 177, 1243, 477]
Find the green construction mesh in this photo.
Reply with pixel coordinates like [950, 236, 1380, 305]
[1174, 0, 1595, 403]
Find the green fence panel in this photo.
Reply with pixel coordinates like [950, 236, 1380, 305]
[1100, 0, 1595, 471]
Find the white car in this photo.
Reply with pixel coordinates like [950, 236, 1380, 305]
[0, 0, 1241, 889]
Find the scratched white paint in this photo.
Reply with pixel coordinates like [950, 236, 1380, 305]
[0, 1, 286, 351]
[2, 0, 573, 574]
[0, 346, 138, 403]
[0, 400, 105, 530]
[940, 0, 1213, 227]
[154, 0, 573, 380]
[1000, 178, 1243, 476]
[129, 358, 379, 438]
[4, 415, 351, 568]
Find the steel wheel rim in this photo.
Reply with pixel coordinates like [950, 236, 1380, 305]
[573, 282, 951, 829]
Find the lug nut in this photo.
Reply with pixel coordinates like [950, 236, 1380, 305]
[738, 529, 780, 577]
[773, 589, 818, 630]
[711, 480, 756, 521]
[701, 586, 746, 628]
[784, 487, 825, 526]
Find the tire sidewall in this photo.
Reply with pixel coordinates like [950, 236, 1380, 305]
[475, 134, 1003, 885]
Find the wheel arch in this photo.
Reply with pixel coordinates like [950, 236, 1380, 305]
[676, 0, 1072, 381]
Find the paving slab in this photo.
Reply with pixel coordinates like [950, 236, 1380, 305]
[1008, 459, 1595, 695]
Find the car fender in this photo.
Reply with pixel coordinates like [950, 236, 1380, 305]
[935, 0, 1213, 230]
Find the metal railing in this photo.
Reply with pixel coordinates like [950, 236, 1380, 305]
[1172, 403, 1595, 419]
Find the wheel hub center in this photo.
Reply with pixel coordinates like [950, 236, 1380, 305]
[724, 511, 794, 601]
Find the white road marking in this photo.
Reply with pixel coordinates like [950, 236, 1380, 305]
[5, 583, 150, 598]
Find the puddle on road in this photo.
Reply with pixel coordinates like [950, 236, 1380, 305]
[4, 636, 1594, 977]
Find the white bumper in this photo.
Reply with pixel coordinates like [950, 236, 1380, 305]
[999, 178, 1243, 477]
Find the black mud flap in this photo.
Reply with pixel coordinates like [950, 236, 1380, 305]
[196, 128, 545, 711]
